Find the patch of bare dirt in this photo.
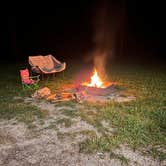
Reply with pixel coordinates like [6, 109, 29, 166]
[0, 97, 164, 166]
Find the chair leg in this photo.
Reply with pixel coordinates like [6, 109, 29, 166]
[41, 73, 44, 80]
[62, 71, 64, 79]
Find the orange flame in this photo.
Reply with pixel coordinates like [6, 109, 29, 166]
[83, 68, 105, 88]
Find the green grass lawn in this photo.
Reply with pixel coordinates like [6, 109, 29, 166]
[0, 62, 165, 161]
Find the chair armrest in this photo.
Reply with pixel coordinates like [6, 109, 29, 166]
[29, 75, 40, 79]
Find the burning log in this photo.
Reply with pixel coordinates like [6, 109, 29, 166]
[82, 67, 112, 88]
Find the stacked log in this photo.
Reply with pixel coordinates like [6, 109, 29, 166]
[31, 87, 82, 103]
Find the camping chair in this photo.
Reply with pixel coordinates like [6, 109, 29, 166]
[20, 68, 40, 90]
[28, 54, 66, 79]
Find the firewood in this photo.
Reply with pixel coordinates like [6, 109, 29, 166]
[46, 94, 56, 101]
[61, 92, 72, 98]
[72, 93, 83, 103]
[32, 87, 51, 99]
[51, 97, 72, 103]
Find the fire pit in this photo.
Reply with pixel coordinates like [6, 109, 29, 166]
[70, 68, 135, 103]
[73, 84, 119, 103]
[32, 68, 136, 103]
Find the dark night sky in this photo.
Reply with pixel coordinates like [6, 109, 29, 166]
[5, 1, 166, 64]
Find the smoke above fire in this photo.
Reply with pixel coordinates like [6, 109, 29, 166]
[92, 0, 112, 80]
[93, 50, 108, 81]
[91, 0, 125, 80]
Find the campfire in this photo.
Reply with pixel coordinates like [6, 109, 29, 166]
[82, 68, 111, 89]
[32, 67, 135, 103]
[82, 68, 104, 88]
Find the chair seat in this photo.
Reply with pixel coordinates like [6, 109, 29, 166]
[23, 79, 34, 84]
[28, 55, 66, 74]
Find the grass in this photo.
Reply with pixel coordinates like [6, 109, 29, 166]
[60, 108, 78, 117]
[0, 63, 49, 125]
[0, 62, 166, 161]
[79, 136, 120, 153]
[55, 118, 73, 127]
[143, 147, 166, 162]
[57, 129, 97, 141]
[110, 152, 130, 165]
[0, 102, 47, 124]
[54, 101, 76, 108]
[77, 64, 166, 161]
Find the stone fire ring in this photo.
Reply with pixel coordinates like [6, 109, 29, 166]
[73, 85, 136, 104]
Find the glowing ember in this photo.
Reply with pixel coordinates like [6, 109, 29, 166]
[83, 68, 105, 88]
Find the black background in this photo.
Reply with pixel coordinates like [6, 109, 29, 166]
[4, 0, 166, 65]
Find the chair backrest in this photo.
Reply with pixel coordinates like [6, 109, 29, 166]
[28, 55, 60, 70]
[20, 68, 30, 84]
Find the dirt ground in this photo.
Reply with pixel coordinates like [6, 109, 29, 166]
[0, 97, 164, 166]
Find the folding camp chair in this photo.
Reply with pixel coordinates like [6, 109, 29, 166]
[28, 54, 66, 79]
[20, 68, 40, 90]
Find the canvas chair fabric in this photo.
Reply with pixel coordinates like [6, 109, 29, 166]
[28, 55, 66, 74]
[20, 68, 40, 90]
[20, 69, 34, 84]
